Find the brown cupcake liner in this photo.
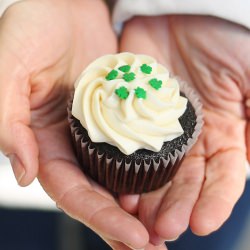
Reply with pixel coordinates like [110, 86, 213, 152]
[68, 78, 203, 194]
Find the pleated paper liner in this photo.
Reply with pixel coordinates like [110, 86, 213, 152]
[68, 79, 203, 194]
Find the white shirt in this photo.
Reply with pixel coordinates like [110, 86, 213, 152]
[0, 0, 21, 16]
[113, 0, 250, 31]
[1, 0, 250, 30]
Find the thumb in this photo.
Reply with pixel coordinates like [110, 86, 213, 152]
[0, 52, 39, 186]
[1, 123, 39, 186]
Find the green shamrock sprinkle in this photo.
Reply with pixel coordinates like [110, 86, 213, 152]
[118, 65, 131, 73]
[140, 64, 152, 74]
[123, 72, 135, 82]
[115, 86, 129, 100]
[135, 87, 147, 99]
[105, 69, 118, 80]
[149, 78, 162, 90]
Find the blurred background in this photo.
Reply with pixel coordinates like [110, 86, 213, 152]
[0, 152, 249, 250]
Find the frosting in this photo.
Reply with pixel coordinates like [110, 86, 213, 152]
[72, 53, 187, 155]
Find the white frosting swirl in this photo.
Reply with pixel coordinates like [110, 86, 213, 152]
[72, 53, 187, 155]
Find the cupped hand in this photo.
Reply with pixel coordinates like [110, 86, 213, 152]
[0, 1, 160, 249]
[119, 15, 249, 246]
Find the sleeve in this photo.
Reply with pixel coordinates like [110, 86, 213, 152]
[0, 0, 22, 17]
[113, 0, 250, 32]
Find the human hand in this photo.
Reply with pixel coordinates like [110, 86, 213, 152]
[119, 15, 249, 246]
[0, 1, 162, 249]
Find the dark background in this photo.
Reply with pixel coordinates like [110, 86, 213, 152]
[0, 181, 249, 250]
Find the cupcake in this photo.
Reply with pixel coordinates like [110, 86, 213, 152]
[68, 52, 203, 194]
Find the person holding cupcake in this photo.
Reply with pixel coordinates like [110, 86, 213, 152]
[0, 0, 249, 250]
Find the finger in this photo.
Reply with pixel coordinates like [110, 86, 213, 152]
[153, 244, 168, 250]
[36, 122, 149, 249]
[190, 148, 246, 235]
[35, 118, 148, 249]
[119, 194, 140, 214]
[38, 158, 149, 250]
[137, 184, 171, 246]
[144, 243, 167, 250]
[106, 238, 142, 250]
[106, 239, 168, 250]
[144, 243, 168, 250]
[6, 123, 39, 185]
[105, 239, 132, 250]
[154, 155, 205, 241]
[0, 51, 39, 186]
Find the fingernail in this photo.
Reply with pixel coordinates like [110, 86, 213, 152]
[9, 154, 26, 185]
[165, 236, 179, 242]
[150, 233, 166, 246]
[126, 244, 145, 250]
[245, 98, 250, 108]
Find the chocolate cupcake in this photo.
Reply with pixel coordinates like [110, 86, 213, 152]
[68, 53, 203, 194]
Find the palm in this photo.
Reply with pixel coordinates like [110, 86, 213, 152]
[120, 15, 249, 243]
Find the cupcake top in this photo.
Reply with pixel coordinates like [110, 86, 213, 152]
[72, 53, 187, 155]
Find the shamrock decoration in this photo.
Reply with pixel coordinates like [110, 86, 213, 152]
[135, 87, 147, 99]
[115, 86, 129, 100]
[149, 78, 162, 90]
[140, 64, 152, 74]
[106, 69, 118, 80]
[118, 65, 131, 73]
[108, 63, 163, 99]
[123, 72, 136, 82]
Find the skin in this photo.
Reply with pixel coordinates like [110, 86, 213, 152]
[0, 1, 249, 249]
[119, 15, 250, 246]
